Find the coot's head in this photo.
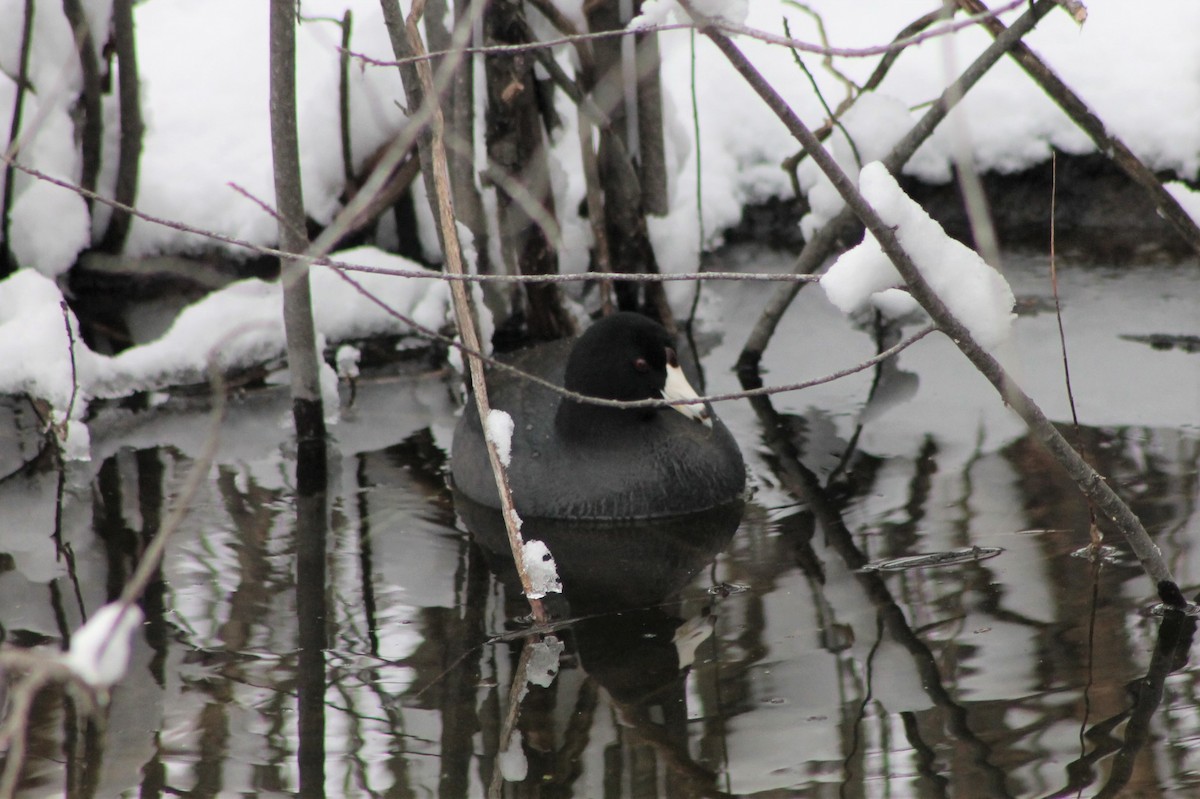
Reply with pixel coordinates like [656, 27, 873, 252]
[559, 312, 709, 430]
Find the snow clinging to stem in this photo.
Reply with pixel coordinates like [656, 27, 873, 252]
[821, 162, 1016, 352]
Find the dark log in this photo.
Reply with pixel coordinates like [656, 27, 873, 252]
[583, 0, 673, 327]
[99, 0, 144, 252]
[1, 0, 35, 277]
[62, 0, 104, 202]
[483, 0, 574, 340]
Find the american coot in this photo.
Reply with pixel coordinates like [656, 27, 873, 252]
[450, 312, 746, 520]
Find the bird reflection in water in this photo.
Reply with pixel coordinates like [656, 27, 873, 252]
[453, 493, 744, 797]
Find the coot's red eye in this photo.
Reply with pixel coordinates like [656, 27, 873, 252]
[633, 357, 650, 373]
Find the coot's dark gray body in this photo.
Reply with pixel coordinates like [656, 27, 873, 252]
[450, 314, 745, 520]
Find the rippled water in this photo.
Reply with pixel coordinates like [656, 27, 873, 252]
[1, 251, 1198, 797]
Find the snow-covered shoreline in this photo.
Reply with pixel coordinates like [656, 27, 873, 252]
[3, 1, 1197, 274]
[1, 0, 1197, 460]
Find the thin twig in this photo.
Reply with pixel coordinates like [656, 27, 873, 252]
[395, 0, 548, 623]
[341, 263, 938, 414]
[685, 28, 706, 330]
[780, 8, 943, 183]
[1048, 153, 1080, 431]
[339, 10, 355, 186]
[331, 260, 819, 285]
[782, 17, 861, 170]
[1048, 152, 1101, 549]
[783, 1, 861, 96]
[346, 0, 1029, 70]
[58, 302, 79, 445]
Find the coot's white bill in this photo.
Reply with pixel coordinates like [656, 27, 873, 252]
[662, 362, 711, 426]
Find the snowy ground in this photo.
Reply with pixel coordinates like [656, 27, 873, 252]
[0, 0, 1197, 459]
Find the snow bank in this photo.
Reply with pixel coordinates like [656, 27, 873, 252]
[0, 246, 451, 457]
[121, 0, 406, 259]
[4, 1, 1196, 279]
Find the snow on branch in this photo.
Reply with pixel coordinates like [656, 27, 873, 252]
[61, 603, 145, 689]
[822, 163, 1014, 352]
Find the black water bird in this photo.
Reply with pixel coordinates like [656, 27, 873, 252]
[450, 312, 745, 520]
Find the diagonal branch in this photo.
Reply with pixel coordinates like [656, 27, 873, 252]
[382, 0, 550, 623]
[691, 3, 1176, 592]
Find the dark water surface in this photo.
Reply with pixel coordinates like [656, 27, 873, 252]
[1, 251, 1197, 797]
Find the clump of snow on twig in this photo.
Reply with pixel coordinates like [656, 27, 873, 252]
[821, 162, 1015, 351]
[526, 635, 565, 687]
[62, 602, 144, 689]
[335, 344, 361, 380]
[498, 729, 528, 782]
[521, 539, 563, 599]
[485, 409, 515, 466]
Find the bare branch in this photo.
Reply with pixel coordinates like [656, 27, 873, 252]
[270, 0, 326, 440]
[384, 0, 550, 622]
